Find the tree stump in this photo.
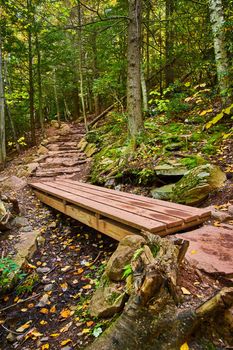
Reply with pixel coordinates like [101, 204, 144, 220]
[86, 233, 233, 350]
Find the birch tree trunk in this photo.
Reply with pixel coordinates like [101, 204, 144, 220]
[77, 0, 88, 132]
[0, 34, 6, 165]
[127, 0, 143, 143]
[209, 0, 230, 103]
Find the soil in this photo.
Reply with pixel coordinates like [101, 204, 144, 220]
[0, 122, 232, 350]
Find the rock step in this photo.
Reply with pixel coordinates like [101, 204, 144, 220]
[48, 150, 84, 156]
[35, 166, 81, 177]
[39, 159, 87, 168]
[44, 156, 86, 163]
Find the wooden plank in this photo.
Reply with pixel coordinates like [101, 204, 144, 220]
[45, 181, 184, 228]
[34, 190, 137, 241]
[31, 183, 167, 233]
[60, 179, 211, 219]
[55, 179, 199, 223]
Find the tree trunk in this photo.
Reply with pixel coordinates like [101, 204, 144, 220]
[127, 0, 143, 143]
[35, 32, 44, 134]
[209, 0, 231, 104]
[27, 0, 36, 145]
[4, 56, 20, 153]
[85, 234, 233, 350]
[0, 34, 6, 165]
[77, 0, 88, 132]
[165, 0, 175, 87]
[53, 68, 61, 127]
[141, 66, 148, 111]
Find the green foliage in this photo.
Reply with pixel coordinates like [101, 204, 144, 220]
[0, 257, 25, 292]
[16, 272, 39, 295]
[122, 264, 133, 279]
[180, 156, 207, 169]
[205, 103, 233, 129]
[150, 244, 160, 257]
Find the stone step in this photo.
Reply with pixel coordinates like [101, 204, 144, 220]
[39, 159, 87, 168]
[173, 225, 233, 276]
[35, 166, 81, 177]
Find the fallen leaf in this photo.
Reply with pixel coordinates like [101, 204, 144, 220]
[82, 328, 90, 334]
[83, 284, 92, 290]
[191, 250, 197, 255]
[50, 305, 56, 313]
[40, 320, 48, 325]
[60, 282, 68, 292]
[28, 303, 34, 308]
[61, 266, 71, 272]
[20, 308, 28, 312]
[180, 342, 189, 350]
[50, 333, 60, 337]
[42, 344, 50, 350]
[40, 308, 49, 314]
[16, 321, 32, 332]
[60, 322, 72, 333]
[181, 287, 191, 295]
[75, 268, 84, 275]
[86, 321, 94, 327]
[60, 339, 72, 346]
[60, 309, 71, 318]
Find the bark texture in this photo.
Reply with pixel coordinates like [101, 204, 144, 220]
[0, 34, 6, 165]
[127, 0, 143, 141]
[209, 0, 230, 102]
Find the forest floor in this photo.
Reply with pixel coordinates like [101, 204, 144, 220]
[0, 120, 232, 350]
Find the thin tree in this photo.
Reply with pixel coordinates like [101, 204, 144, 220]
[0, 34, 6, 165]
[127, 0, 143, 144]
[209, 0, 231, 103]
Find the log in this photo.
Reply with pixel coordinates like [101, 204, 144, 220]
[86, 234, 233, 350]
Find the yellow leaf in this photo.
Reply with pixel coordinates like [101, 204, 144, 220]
[60, 339, 72, 346]
[75, 268, 84, 275]
[60, 282, 68, 291]
[40, 308, 49, 314]
[60, 309, 71, 318]
[191, 250, 197, 255]
[199, 108, 213, 116]
[42, 344, 50, 350]
[86, 321, 94, 327]
[83, 284, 92, 290]
[181, 287, 191, 295]
[30, 329, 43, 338]
[180, 342, 189, 350]
[60, 322, 72, 333]
[16, 321, 32, 332]
[50, 305, 56, 313]
[40, 320, 48, 325]
[50, 333, 60, 337]
[82, 328, 90, 334]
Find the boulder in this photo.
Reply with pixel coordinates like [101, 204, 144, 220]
[89, 277, 126, 318]
[105, 235, 146, 281]
[58, 124, 71, 136]
[151, 164, 226, 205]
[154, 163, 188, 177]
[50, 120, 60, 128]
[0, 176, 27, 191]
[12, 216, 29, 228]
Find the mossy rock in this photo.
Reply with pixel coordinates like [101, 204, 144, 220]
[151, 164, 226, 205]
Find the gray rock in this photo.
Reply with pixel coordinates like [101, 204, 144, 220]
[21, 225, 33, 232]
[12, 216, 29, 228]
[154, 163, 188, 177]
[0, 176, 27, 191]
[44, 283, 53, 292]
[37, 145, 49, 155]
[105, 235, 146, 281]
[36, 293, 50, 307]
[89, 280, 126, 317]
[211, 210, 231, 222]
[37, 267, 50, 274]
[6, 332, 16, 343]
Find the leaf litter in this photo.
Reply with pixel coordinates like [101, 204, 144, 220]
[0, 207, 117, 350]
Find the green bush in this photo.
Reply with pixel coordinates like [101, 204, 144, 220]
[0, 257, 25, 292]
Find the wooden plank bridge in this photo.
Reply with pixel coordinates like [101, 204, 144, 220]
[31, 179, 211, 241]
